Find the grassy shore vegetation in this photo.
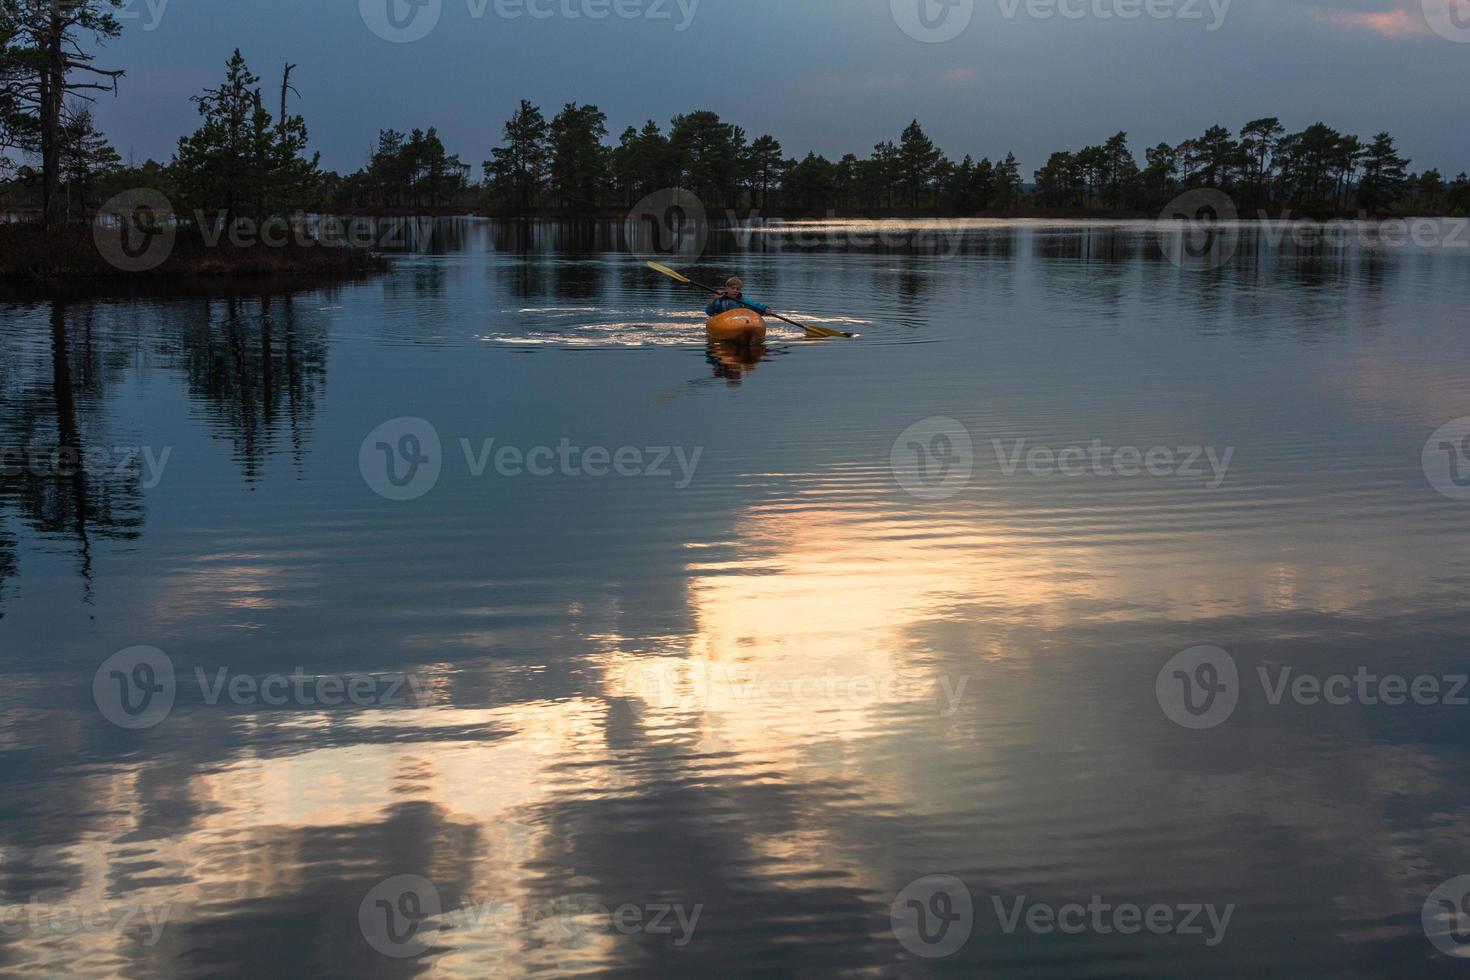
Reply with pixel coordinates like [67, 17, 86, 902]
[2, 1, 1469, 278]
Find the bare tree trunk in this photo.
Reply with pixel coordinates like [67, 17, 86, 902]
[278, 63, 296, 139]
[40, 7, 65, 231]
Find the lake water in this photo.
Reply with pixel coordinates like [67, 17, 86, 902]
[2, 218, 1470, 977]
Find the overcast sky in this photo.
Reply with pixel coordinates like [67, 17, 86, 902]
[86, 0, 1470, 176]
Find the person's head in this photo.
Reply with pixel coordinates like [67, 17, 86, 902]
[725, 277, 743, 295]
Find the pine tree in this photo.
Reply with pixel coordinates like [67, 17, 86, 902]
[995, 153, 1022, 207]
[485, 100, 549, 213]
[898, 119, 942, 210]
[745, 135, 783, 209]
[973, 157, 995, 209]
[548, 102, 608, 211]
[170, 50, 319, 227]
[3, 0, 125, 229]
[59, 106, 120, 217]
[869, 140, 900, 209]
[1358, 132, 1409, 214]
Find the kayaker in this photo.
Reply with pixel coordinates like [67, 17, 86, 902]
[706, 278, 773, 317]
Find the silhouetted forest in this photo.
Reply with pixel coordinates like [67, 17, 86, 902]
[3, 4, 1468, 224]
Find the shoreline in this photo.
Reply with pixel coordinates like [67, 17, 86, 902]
[6, 206, 1461, 225]
[469, 207, 1464, 222]
[3, 207, 1461, 289]
[0, 225, 389, 286]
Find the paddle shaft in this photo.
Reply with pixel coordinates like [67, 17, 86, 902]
[645, 261, 854, 338]
[683, 274, 832, 335]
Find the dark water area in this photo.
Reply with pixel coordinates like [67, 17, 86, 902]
[2, 217, 1469, 977]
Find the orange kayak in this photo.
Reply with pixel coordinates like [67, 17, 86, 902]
[706, 309, 767, 344]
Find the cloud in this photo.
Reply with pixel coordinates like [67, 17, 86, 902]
[943, 67, 977, 83]
[1308, 0, 1433, 37]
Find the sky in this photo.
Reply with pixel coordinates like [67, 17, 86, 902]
[81, 0, 1470, 177]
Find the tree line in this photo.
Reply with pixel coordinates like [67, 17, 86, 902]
[474, 100, 1028, 215]
[1032, 121, 1469, 216]
[4, 3, 1468, 227]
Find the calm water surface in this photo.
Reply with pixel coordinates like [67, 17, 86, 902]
[2, 219, 1469, 977]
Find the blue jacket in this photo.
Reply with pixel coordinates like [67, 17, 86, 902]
[707, 295, 771, 317]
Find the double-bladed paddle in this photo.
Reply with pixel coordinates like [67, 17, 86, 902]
[646, 261, 856, 339]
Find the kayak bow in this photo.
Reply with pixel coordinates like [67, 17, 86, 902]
[706, 309, 767, 344]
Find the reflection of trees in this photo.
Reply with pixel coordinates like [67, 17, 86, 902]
[0, 291, 332, 602]
[491, 219, 612, 303]
[0, 527, 15, 613]
[0, 302, 146, 600]
[165, 293, 328, 484]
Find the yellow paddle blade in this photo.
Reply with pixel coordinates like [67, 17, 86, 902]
[646, 261, 692, 284]
[802, 324, 854, 339]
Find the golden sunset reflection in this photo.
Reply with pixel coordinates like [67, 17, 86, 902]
[5, 459, 1461, 974]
